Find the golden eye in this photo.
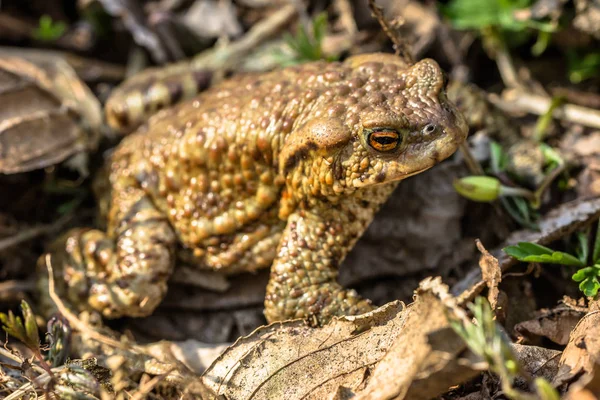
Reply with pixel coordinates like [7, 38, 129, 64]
[367, 129, 401, 152]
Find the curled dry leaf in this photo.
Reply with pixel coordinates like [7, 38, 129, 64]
[201, 277, 481, 400]
[351, 277, 481, 400]
[515, 306, 584, 345]
[553, 300, 600, 387]
[564, 363, 600, 400]
[476, 239, 502, 312]
[0, 56, 101, 174]
[201, 301, 406, 400]
[511, 344, 561, 384]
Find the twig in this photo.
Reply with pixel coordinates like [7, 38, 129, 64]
[45, 254, 128, 350]
[191, 4, 298, 71]
[0, 213, 73, 253]
[459, 142, 485, 176]
[130, 367, 176, 400]
[368, 0, 414, 64]
[491, 89, 600, 129]
[0, 280, 36, 295]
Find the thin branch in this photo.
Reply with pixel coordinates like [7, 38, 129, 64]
[491, 89, 600, 129]
[368, 0, 414, 64]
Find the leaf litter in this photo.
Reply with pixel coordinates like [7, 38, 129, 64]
[1, 0, 600, 398]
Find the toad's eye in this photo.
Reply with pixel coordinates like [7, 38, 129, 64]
[367, 129, 401, 152]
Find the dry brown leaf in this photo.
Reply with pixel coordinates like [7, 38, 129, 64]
[200, 301, 406, 400]
[511, 344, 561, 383]
[0, 56, 100, 174]
[564, 362, 600, 400]
[515, 307, 583, 345]
[141, 339, 230, 375]
[199, 277, 483, 400]
[351, 277, 481, 400]
[476, 239, 502, 312]
[554, 301, 600, 387]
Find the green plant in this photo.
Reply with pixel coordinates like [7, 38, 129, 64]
[275, 12, 337, 66]
[454, 139, 566, 229]
[441, 0, 556, 54]
[504, 221, 600, 296]
[567, 50, 600, 83]
[1, 301, 53, 376]
[442, 0, 553, 32]
[32, 15, 67, 42]
[449, 297, 559, 400]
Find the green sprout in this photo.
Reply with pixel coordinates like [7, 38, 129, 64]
[455, 140, 566, 229]
[567, 50, 600, 84]
[1, 300, 40, 350]
[449, 297, 559, 400]
[454, 175, 531, 202]
[504, 221, 600, 297]
[441, 0, 556, 54]
[1, 300, 54, 377]
[276, 12, 337, 66]
[32, 15, 67, 42]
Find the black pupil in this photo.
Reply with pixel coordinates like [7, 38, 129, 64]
[373, 135, 397, 145]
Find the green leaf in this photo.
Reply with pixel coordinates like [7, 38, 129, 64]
[32, 15, 66, 42]
[593, 221, 600, 264]
[568, 50, 600, 83]
[281, 12, 333, 65]
[531, 30, 551, 56]
[489, 141, 507, 173]
[442, 0, 534, 31]
[572, 266, 594, 282]
[572, 265, 600, 297]
[0, 301, 40, 350]
[504, 242, 586, 267]
[579, 276, 600, 297]
[534, 377, 561, 400]
[576, 231, 590, 265]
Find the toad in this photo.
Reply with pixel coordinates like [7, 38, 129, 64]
[39, 53, 468, 324]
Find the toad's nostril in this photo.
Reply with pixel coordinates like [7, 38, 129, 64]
[423, 124, 437, 135]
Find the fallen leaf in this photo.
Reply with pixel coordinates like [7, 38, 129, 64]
[476, 239, 502, 312]
[554, 301, 600, 387]
[200, 277, 483, 400]
[564, 362, 600, 400]
[512, 343, 561, 383]
[181, 0, 242, 39]
[142, 339, 230, 375]
[201, 301, 407, 400]
[515, 307, 584, 345]
[352, 278, 481, 400]
[0, 56, 100, 174]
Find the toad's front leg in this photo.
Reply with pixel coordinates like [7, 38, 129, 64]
[38, 171, 177, 318]
[264, 211, 373, 323]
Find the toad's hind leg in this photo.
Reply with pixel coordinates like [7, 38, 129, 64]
[38, 172, 177, 319]
[264, 211, 373, 324]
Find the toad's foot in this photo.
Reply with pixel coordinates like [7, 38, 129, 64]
[264, 211, 373, 324]
[38, 187, 177, 319]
